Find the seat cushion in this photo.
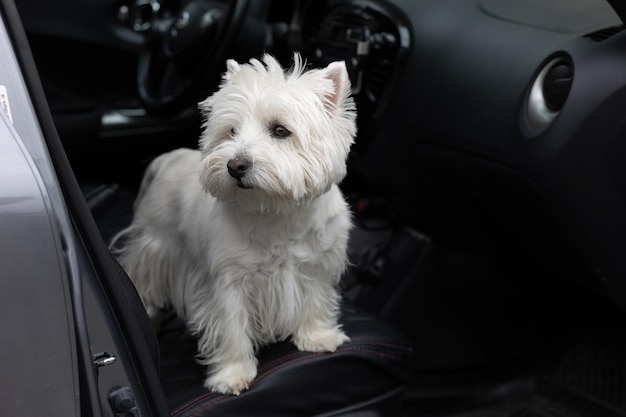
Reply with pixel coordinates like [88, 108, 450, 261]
[158, 302, 414, 416]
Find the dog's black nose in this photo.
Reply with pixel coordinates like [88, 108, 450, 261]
[227, 157, 251, 179]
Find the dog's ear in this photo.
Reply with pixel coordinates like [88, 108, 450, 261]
[224, 59, 241, 81]
[321, 61, 351, 112]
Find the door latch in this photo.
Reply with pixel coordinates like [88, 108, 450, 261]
[93, 351, 117, 368]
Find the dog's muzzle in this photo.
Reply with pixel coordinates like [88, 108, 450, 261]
[227, 157, 252, 189]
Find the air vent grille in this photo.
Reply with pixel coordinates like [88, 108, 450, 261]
[584, 25, 625, 42]
[304, 1, 409, 150]
[307, 2, 408, 116]
[366, 60, 392, 100]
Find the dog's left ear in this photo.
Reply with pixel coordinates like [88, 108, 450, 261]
[224, 59, 242, 81]
[321, 61, 351, 113]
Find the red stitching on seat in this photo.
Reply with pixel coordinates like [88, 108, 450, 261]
[348, 338, 414, 350]
[171, 392, 222, 416]
[187, 395, 228, 417]
[252, 345, 411, 388]
[257, 338, 411, 371]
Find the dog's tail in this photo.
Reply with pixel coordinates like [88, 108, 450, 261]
[132, 154, 163, 211]
[108, 151, 165, 253]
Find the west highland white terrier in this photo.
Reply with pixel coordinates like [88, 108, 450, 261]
[112, 53, 357, 395]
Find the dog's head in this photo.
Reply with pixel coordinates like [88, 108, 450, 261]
[198, 53, 356, 213]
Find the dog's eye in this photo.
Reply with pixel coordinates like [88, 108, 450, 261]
[230, 127, 236, 136]
[270, 124, 291, 138]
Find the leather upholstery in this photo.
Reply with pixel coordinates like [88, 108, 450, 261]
[158, 303, 414, 416]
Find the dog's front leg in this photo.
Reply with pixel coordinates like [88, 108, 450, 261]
[192, 286, 257, 396]
[292, 288, 350, 353]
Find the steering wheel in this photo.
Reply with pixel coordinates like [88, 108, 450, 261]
[137, 0, 248, 115]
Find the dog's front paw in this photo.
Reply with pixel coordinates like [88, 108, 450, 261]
[293, 327, 350, 353]
[204, 361, 258, 395]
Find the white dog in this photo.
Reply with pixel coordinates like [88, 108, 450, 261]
[112, 53, 357, 395]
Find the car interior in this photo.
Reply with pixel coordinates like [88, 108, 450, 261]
[9, 0, 626, 415]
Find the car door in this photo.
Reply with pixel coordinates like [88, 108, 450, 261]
[0, 1, 171, 415]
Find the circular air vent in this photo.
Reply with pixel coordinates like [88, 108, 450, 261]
[525, 56, 574, 132]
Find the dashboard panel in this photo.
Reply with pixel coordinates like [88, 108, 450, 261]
[349, 0, 626, 307]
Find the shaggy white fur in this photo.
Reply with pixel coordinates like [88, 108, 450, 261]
[112, 53, 357, 395]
